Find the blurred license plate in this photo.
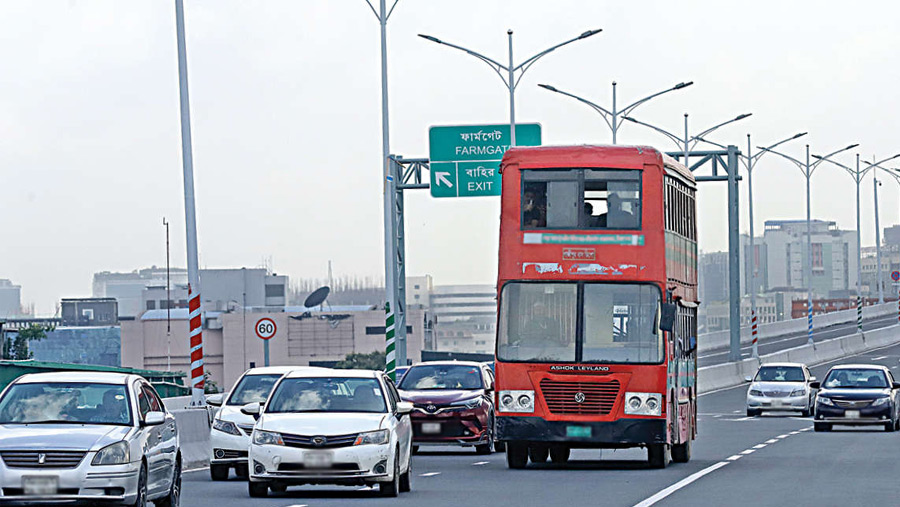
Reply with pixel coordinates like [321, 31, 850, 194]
[421, 423, 441, 434]
[771, 400, 783, 407]
[23, 476, 58, 495]
[566, 426, 591, 438]
[845, 410, 860, 419]
[303, 451, 333, 469]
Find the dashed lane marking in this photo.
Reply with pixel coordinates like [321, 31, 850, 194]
[740, 449, 756, 455]
[727, 455, 742, 461]
[632, 461, 729, 507]
[473, 461, 490, 466]
[419, 472, 441, 477]
[753, 444, 767, 449]
[872, 355, 888, 360]
[765, 439, 779, 444]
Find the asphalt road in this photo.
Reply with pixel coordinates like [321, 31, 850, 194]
[181, 335, 900, 507]
[698, 313, 900, 367]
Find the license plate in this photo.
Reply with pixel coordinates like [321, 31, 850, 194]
[566, 425, 591, 438]
[771, 400, 783, 407]
[23, 476, 58, 496]
[303, 451, 333, 469]
[421, 422, 441, 434]
[845, 410, 860, 419]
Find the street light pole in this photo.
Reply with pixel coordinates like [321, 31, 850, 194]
[874, 175, 884, 303]
[622, 112, 751, 164]
[537, 81, 692, 144]
[419, 28, 602, 147]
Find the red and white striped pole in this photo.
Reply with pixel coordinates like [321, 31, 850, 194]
[751, 311, 758, 358]
[175, 0, 204, 404]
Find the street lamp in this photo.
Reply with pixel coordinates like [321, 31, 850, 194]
[696, 132, 808, 357]
[418, 28, 602, 146]
[756, 143, 859, 345]
[813, 153, 900, 328]
[537, 81, 693, 144]
[623, 112, 751, 168]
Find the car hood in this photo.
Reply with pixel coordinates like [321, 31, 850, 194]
[818, 388, 891, 400]
[0, 424, 132, 451]
[750, 381, 807, 393]
[258, 412, 387, 435]
[398, 389, 484, 405]
[217, 404, 256, 425]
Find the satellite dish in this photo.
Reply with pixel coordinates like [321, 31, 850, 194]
[304, 286, 331, 309]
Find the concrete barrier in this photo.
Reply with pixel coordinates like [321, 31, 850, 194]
[698, 324, 900, 394]
[173, 408, 211, 469]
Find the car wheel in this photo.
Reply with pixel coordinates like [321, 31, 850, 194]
[131, 463, 147, 507]
[800, 407, 811, 417]
[379, 451, 400, 497]
[494, 440, 506, 452]
[746, 408, 760, 417]
[528, 445, 549, 463]
[813, 422, 831, 432]
[884, 420, 896, 432]
[270, 484, 287, 493]
[672, 437, 692, 463]
[549, 445, 570, 464]
[506, 442, 528, 469]
[248, 481, 269, 498]
[155, 457, 181, 507]
[234, 464, 248, 479]
[412, 445, 419, 455]
[210, 464, 229, 481]
[648, 444, 670, 469]
[399, 455, 411, 493]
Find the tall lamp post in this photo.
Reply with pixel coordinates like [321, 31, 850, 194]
[537, 81, 693, 144]
[623, 113, 751, 169]
[695, 132, 808, 357]
[813, 153, 900, 331]
[418, 28, 602, 146]
[756, 144, 859, 345]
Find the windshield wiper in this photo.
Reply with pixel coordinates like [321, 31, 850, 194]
[21, 420, 81, 424]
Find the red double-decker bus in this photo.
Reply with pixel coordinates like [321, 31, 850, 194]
[494, 145, 698, 469]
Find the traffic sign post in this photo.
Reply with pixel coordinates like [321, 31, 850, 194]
[255, 317, 277, 366]
[429, 123, 541, 198]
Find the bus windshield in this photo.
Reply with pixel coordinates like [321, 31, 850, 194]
[498, 282, 662, 364]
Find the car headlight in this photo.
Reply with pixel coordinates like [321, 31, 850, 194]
[871, 397, 891, 407]
[450, 397, 483, 409]
[624, 392, 663, 416]
[92, 441, 130, 466]
[252, 429, 284, 446]
[817, 397, 834, 406]
[354, 429, 389, 446]
[749, 389, 763, 397]
[212, 419, 241, 436]
[789, 389, 805, 397]
[498, 390, 534, 413]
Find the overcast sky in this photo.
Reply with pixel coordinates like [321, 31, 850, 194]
[3, 0, 900, 314]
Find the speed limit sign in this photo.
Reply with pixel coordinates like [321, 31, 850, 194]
[255, 318, 277, 340]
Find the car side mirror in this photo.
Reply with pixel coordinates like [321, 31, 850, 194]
[809, 381, 821, 389]
[744, 376, 753, 383]
[808, 377, 817, 383]
[892, 382, 900, 389]
[143, 411, 165, 426]
[206, 394, 224, 407]
[659, 303, 677, 333]
[240, 402, 262, 420]
[396, 402, 413, 415]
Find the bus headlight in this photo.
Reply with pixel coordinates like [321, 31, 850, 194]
[624, 392, 662, 416]
[499, 390, 534, 413]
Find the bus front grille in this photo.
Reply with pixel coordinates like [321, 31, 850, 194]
[539, 379, 620, 415]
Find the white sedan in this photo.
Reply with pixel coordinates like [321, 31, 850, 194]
[746, 362, 817, 417]
[244, 369, 413, 497]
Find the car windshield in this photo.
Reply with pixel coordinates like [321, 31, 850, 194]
[755, 366, 805, 382]
[227, 374, 283, 406]
[398, 365, 483, 390]
[823, 369, 889, 389]
[0, 382, 132, 425]
[266, 377, 386, 414]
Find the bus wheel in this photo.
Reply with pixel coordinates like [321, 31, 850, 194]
[648, 444, 670, 469]
[506, 442, 528, 469]
[549, 446, 570, 465]
[528, 445, 549, 463]
[671, 438, 691, 463]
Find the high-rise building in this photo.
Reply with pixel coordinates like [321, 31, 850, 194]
[0, 279, 22, 318]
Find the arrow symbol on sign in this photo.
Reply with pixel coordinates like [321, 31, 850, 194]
[436, 172, 453, 188]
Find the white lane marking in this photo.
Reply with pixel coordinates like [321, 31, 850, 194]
[732, 410, 741, 413]
[473, 461, 490, 466]
[740, 449, 756, 455]
[183, 466, 209, 473]
[419, 472, 441, 477]
[872, 355, 888, 360]
[800, 427, 813, 431]
[777, 434, 790, 439]
[733, 416, 755, 421]
[284, 504, 309, 507]
[632, 461, 729, 507]
[753, 444, 767, 449]
[765, 439, 779, 444]
[789, 431, 801, 435]
[727, 455, 742, 461]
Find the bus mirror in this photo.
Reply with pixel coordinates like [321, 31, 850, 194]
[659, 303, 677, 332]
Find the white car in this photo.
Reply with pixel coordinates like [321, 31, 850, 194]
[244, 369, 413, 497]
[0, 371, 181, 506]
[745, 362, 817, 417]
[208, 366, 315, 481]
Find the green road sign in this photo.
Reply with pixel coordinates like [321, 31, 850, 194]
[429, 123, 541, 198]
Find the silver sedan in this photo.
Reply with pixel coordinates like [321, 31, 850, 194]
[0, 371, 181, 506]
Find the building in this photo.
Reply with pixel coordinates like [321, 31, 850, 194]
[699, 252, 728, 303]
[860, 245, 900, 298]
[93, 267, 188, 317]
[30, 326, 121, 367]
[429, 284, 496, 355]
[0, 280, 22, 318]
[60, 298, 118, 327]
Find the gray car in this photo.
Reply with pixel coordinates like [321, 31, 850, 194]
[0, 371, 181, 506]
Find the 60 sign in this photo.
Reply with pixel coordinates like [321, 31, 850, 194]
[255, 318, 277, 340]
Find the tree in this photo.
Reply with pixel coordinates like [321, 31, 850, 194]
[7, 325, 48, 361]
[334, 351, 386, 370]
[203, 372, 220, 394]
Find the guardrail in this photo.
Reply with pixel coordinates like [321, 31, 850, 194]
[698, 324, 900, 394]
[699, 301, 898, 353]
